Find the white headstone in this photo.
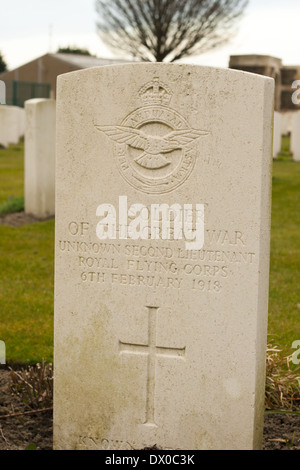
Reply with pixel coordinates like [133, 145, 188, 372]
[281, 111, 293, 135]
[54, 64, 274, 450]
[24, 98, 56, 218]
[0, 340, 6, 365]
[8, 106, 23, 144]
[0, 105, 22, 145]
[0, 80, 5, 105]
[0, 106, 9, 147]
[273, 111, 282, 158]
[291, 111, 300, 162]
[18, 107, 26, 140]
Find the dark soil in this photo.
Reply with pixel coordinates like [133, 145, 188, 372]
[263, 413, 300, 450]
[0, 369, 52, 450]
[0, 368, 299, 450]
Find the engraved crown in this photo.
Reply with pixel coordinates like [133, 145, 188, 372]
[139, 78, 172, 106]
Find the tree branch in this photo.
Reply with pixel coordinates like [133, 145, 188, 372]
[95, 0, 248, 62]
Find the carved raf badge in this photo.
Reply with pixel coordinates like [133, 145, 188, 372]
[96, 125, 208, 170]
[95, 78, 209, 193]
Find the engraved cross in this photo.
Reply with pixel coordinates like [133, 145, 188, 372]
[119, 306, 186, 427]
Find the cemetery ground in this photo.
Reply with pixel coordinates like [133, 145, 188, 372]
[0, 140, 299, 450]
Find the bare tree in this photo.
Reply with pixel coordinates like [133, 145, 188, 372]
[95, 0, 248, 62]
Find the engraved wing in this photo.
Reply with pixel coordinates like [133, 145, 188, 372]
[95, 125, 149, 151]
[96, 124, 209, 170]
[161, 129, 209, 152]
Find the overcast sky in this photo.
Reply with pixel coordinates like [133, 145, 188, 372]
[1, 0, 299, 70]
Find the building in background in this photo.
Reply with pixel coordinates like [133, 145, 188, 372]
[2, 52, 300, 111]
[0, 53, 132, 107]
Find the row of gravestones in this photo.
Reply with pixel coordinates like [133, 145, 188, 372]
[0, 99, 55, 218]
[0, 93, 295, 220]
[0, 63, 292, 449]
[20, 99, 300, 221]
[274, 110, 300, 160]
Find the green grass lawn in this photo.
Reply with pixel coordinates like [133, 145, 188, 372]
[0, 220, 54, 363]
[269, 150, 300, 352]
[0, 143, 54, 364]
[0, 141, 299, 364]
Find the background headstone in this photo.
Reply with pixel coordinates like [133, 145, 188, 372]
[54, 64, 274, 450]
[281, 111, 293, 135]
[291, 111, 300, 162]
[0, 106, 9, 148]
[18, 107, 26, 141]
[273, 111, 282, 158]
[6, 106, 23, 145]
[0, 105, 23, 147]
[24, 98, 56, 218]
[0, 341, 6, 365]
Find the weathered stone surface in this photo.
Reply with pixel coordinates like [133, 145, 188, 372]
[0, 81, 5, 105]
[54, 64, 274, 450]
[0, 105, 23, 147]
